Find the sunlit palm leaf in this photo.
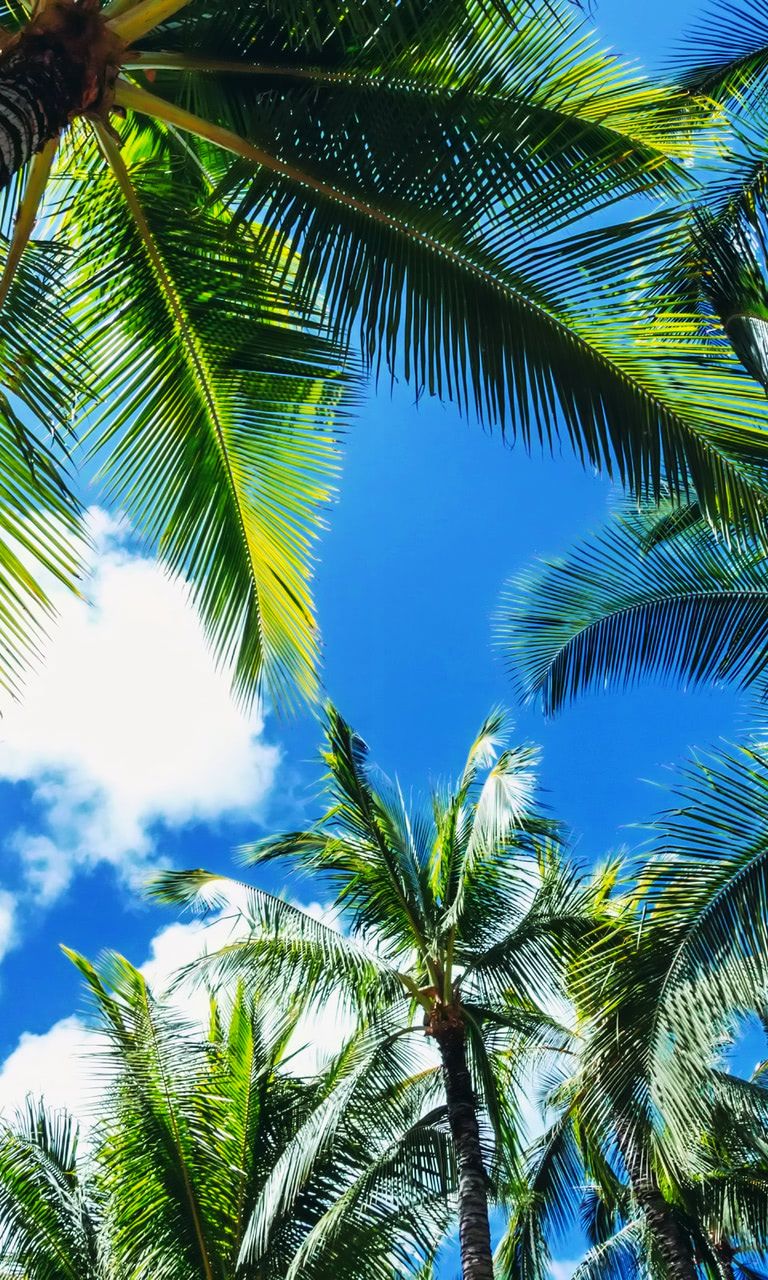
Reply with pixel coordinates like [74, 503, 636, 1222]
[59, 119, 348, 708]
[109, 0, 768, 543]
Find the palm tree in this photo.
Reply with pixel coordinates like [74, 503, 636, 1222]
[0, 947, 454, 1280]
[499, 502, 768, 713]
[0, 1098, 102, 1280]
[2, 0, 768, 708]
[492, 734, 768, 1280]
[505, 739, 768, 1280]
[498, 1033, 768, 1280]
[152, 703, 598, 1280]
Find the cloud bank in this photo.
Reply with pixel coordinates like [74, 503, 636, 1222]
[0, 509, 279, 906]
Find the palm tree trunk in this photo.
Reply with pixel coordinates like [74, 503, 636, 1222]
[436, 1023, 494, 1280]
[0, 0, 121, 190]
[712, 1238, 736, 1280]
[615, 1120, 697, 1280]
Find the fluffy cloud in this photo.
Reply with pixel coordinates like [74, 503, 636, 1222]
[0, 892, 18, 963]
[0, 510, 279, 902]
[0, 1016, 94, 1125]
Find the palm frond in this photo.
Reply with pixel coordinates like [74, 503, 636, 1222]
[674, 1, 768, 106]
[496, 1109, 584, 1280]
[60, 118, 349, 709]
[0, 1098, 97, 1280]
[110, 3, 768, 543]
[500, 506, 768, 714]
[570, 1221, 647, 1280]
[149, 867, 404, 1011]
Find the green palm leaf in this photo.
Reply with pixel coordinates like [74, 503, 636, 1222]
[59, 120, 347, 708]
[0, 1099, 98, 1280]
[0, 0, 765, 708]
[675, 1, 768, 107]
[63, 945, 447, 1280]
[500, 506, 768, 714]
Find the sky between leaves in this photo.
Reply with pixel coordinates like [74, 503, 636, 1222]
[0, 0, 749, 1273]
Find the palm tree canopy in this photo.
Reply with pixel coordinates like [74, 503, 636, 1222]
[542, 740, 768, 1191]
[497, 1027, 768, 1280]
[495, 760, 768, 1280]
[0, 1097, 100, 1280]
[499, 503, 768, 714]
[151, 704, 602, 1192]
[4, 0, 768, 708]
[2, 946, 454, 1280]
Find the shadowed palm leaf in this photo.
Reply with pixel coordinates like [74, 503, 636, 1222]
[499, 505, 768, 714]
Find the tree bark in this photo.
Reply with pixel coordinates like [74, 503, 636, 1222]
[712, 1237, 736, 1280]
[615, 1120, 698, 1280]
[0, 0, 122, 191]
[437, 1023, 495, 1280]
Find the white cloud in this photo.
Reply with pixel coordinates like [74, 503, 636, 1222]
[0, 509, 279, 902]
[550, 1260, 580, 1280]
[0, 892, 18, 963]
[0, 1016, 94, 1125]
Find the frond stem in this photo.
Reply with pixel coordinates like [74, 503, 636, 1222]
[93, 120, 267, 646]
[107, 0, 193, 45]
[0, 135, 57, 311]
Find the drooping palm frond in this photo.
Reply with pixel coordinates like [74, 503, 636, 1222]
[560, 739, 768, 1188]
[239, 1010, 449, 1276]
[0, 224, 84, 703]
[149, 867, 405, 1013]
[169, 66, 768, 542]
[107, 0, 768, 547]
[675, 1, 768, 108]
[0, 0, 766, 709]
[569, 1222, 649, 1280]
[496, 1105, 585, 1280]
[500, 505, 768, 715]
[639, 743, 768, 1021]
[56, 119, 349, 710]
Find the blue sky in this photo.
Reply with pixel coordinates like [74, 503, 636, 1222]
[0, 0, 749, 1267]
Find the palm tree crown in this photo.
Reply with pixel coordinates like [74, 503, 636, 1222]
[2, 0, 768, 711]
[0, 947, 453, 1280]
[153, 703, 600, 1279]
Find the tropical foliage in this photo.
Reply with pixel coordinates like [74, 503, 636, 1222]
[151, 703, 600, 1280]
[499, 736, 768, 1280]
[13, 3, 768, 1280]
[498, 0, 768, 717]
[141, 708, 768, 1280]
[499, 503, 768, 712]
[4, 0, 768, 709]
[8, 728, 768, 1280]
[0, 948, 455, 1280]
